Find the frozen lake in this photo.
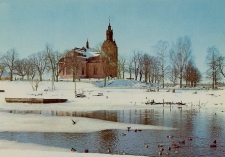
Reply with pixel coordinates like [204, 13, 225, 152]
[1, 106, 225, 156]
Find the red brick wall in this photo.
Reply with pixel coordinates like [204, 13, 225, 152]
[59, 59, 105, 79]
[86, 62, 104, 78]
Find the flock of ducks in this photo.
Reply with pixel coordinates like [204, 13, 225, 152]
[70, 123, 218, 156]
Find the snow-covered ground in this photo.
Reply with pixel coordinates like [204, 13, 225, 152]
[0, 79, 224, 157]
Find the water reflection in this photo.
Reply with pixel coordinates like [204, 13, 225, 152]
[1, 107, 225, 156]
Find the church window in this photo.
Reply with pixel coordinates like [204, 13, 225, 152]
[66, 67, 71, 75]
[94, 66, 97, 75]
[82, 67, 85, 75]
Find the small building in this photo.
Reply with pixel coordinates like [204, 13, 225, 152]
[58, 22, 118, 79]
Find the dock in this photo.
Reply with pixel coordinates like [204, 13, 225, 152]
[5, 98, 67, 103]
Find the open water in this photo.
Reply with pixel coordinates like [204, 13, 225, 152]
[1, 106, 225, 156]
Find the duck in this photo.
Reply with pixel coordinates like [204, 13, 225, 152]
[71, 148, 76, 152]
[168, 147, 171, 150]
[165, 152, 169, 156]
[187, 137, 192, 141]
[179, 140, 185, 144]
[122, 151, 126, 155]
[210, 144, 217, 148]
[126, 127, 131, 131]
[107, 148, 111, 153]
[144, 144, 148, 148]
[121, 133, 126, 136]
[84, 149, 89, 153]
[174, 150, 179, 154]
[158, 144, 163, 147]
[167, 135, 173, 138]
[158, 151, 162, 155]
[160, 147, 164, 151]
[172, 142, 176, 146]
[213, 140, 217, 144]
[174, 145, 180, 148]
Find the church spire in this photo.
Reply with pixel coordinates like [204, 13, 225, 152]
[86, 39, 89, 49]
[106, 21, 113, 41]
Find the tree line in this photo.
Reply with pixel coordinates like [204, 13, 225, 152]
[0, 44, 65, 83]
[0, 36, 225, 89]
[117, 36, 225, 88]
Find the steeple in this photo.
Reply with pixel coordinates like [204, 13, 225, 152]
[86, 39, 89, 49]
[106, 21, 113, 41]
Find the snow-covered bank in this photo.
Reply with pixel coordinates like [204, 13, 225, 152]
[0, 140, 141, 157]
[0, 149, 142, 157]
[0, 112, 176, 133]
[1, 80, 225, 108]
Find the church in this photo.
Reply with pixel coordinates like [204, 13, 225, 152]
[58, 22, 118, 79]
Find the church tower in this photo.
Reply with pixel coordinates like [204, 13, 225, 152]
[86, 39, 89, 49]
[101, 22, 118, 78]
[106, 23, 113, 41]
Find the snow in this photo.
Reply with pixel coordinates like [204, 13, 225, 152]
[0, 79, 224, 157]
[75, 47, 100, 59]
[94, 79, 160, 87]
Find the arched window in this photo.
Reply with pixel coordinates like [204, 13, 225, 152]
[94, 66, 97, 75]
[66, 66, 71, 75]
[82, 67, 84, 75]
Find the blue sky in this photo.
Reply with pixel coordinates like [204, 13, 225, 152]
[0, 0, 225, 75]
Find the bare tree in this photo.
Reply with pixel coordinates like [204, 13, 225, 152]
[29, 51, 47, 81]
[167, 65, 178, 86]
[170, 36, 192, 88]
[183, 60, 201, 87]
[205, 46, 221, 89]
[153, 40, 169, 88]
[64, 49, 83, 82]
[218, 55, 225, 78]
[1, 48, 19, 81]
[0, 55, 6, 79]
[45, 44, 65, 82]
[0, 64, 5, 79]
[14, 58, 27, 81]
[100, 51, 111, 86]
[132, 51, 142, 80]
[153, 58, 161, 84]
[95, 43, 116, 86]
[142, 53, 152, 83]
[191, 68, 201, 87]
[25, 57, 36, 80]
[117, 56, 126, 79]
[29, 78, 41, 91]
[183, 60, 193, 87]
[126, 56, 134, 79]
[147, 56, 160, 84]
[138, 53, 144, 81]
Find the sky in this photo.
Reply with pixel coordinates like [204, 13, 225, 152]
[0, 0, 225, 78]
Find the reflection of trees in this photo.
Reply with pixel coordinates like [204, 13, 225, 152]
[168, 109, 196, 137]
[98, 130, 117, 153]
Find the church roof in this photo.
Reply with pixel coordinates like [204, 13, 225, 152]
[73, 47, 100, 59]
